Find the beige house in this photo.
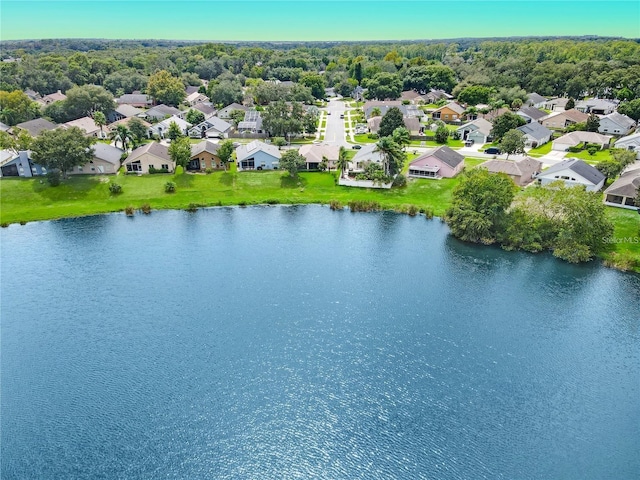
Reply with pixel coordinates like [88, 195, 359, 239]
[123, 142, 173, 174]
[541, 109, 589, 130]
[551, 131, 612, 151]
[64, 116, 103, 138]
[479, 157, 543, 186]
[299, 144, 340, 170]
[69, 143, 124, 175]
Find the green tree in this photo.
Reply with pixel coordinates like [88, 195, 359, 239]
[378, 107, 404, 138]
[445, 168, 516, 244]
[147, 70, 186, 106]
[279, 149, 305, 177]
[300, 74, 326, 99]
[167, 121, 184, 141]
[585, 114, 600, 132]
[457, 85, 493, 106]
[93, 111, 106, 138]
[617, 99, 640, 122]
[612, 148, 637, 169]
[262, 100, 304, 140]
[109, 124, 134, 151]
[0, 90, 40, 126]
[229, 109, 246, 126]
[376, 136, 405, 176]
[403, 65, 456, 92]
[511, 98, 523, 110]
[217, 139, 235, 171]
[31, 127, 95, 179]
[336, 146, 349, 174]
[303, 111, 318, 135]
[185, 109, 205, 125]
[595, 159, 624, 178]
[435, 125, 449, 144]
[490, 111, 526, 141]
[0, 128, 33, 152]
[208, 80, 243, 106]
[63, 84, 115, 119]
[365, 72, 402, 100]
[499, 129, 526, 159]
[392, 126, 410, 149]
[565, 98, 576, 110]
[168, 137, 191, 170]
[371, 107, 382, 117]
[128, 117, 148, 145]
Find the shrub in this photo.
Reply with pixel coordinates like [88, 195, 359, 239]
[238, 201, 247, 207]
[175, 165, 184, 175]
[1, 223, 8, 228]
[451, 130, 461, 140]
[587, 146, 598, 156]
[46, 169, 61, 186]
[423, 207, 434, 219]
[406, 204, 419, 216]
[140, 203, 152, 214]
[264, 199, 280, 205]
[205, 168, 214, 174]
[348, 200, 381, 212]
[164, 181, 176, 193]
[149, 166, 170, 174]
[124, 206, 135, 216]
[367, 133, 379, 139]
[108, 182, 122, 194]
[392, 174, 407, 187]
[272, 137, 287, 147]
[329, 200, 343, 210]
[567, 145, 583, 153]
[185, 203, 200, 212]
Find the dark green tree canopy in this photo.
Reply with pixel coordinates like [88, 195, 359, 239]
[147, 70, 186, 106]
[378, 107, 405, 138]
[365, 72, 402, 101]
[31, 127, 96, 176]
[490, 111, 526, 140]
[279, 149, 306, 177]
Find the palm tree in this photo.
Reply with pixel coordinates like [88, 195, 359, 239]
[109, 125, 134, 151]
[391, 127, 410, 150]
[376, 137, 405, 177]
[93, 111, 106, 139]
[336, 146, 349, 177]
[371, 107, 382, 117]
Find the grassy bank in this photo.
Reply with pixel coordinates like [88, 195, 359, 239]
[1, 166, 638, 273]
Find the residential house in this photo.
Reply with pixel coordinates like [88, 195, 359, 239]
[218, 103, 248, 120]
[188, 140, 221, 171]
[430, 102, 465, 122]
[299, 144, 340, 170]
[424, 89, 453, 103]
[551, 131, 612, 151]
[526, 93, 547, 108]
[603, 164, 640, 209]
[191, 102, 216, 119]
[141, 104, 183, 122]
[367, 116, 422, 135]
[122, 142, 173, 174]
[400, 90, 426, 104]
[363, 100, 406, 119]
[186, 92, 208, 106]
[543, 97, 570, 112]
[517, 122, 553, 148]
[148, 115, 191, 139]
[24, 89, 41, 102]
[536, 158, 606, 191]
[68, 143, 123, 175]
[516, 106, 547, 124]
[235, 140, 281, 171]
[405, 104, 423, 119]
[614, 133, 640, 159]
[348, 143, 384, 173]
[63, 116, 102, 138]
[188, 117, 232, 139]
[598, 112, 635, 136]
[479, 107, 510, 123]
[108, 104, 145, 123]
[37, 90, 66, 106]
[352, 86, 365, 101]
[575, 98, 618, 115]
[185, 85, 200, 96]
[457, 118, 493, 145]
[116, 92, 152, 107]
[541, 109, 589, 130]
[14, 118, 58, 137]
[108, 117, 151, 133]
[407, 146, 464, 179]
[237, 110, 263, 134]
[0, 150, 46, 177]
[479, 157, 543, 186]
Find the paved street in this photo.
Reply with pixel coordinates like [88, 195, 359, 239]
[321, 98, 350, 147]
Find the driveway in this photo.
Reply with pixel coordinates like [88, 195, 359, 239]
[322, 98, 349, 147]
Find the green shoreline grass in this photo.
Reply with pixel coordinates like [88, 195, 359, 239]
[1, 166, 638, 273]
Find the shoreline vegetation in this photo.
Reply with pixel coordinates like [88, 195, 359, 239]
[1, 166, 638, 274]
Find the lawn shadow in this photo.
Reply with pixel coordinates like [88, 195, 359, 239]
[219, 172, 235, 186]
[32, 175, 103, 201]
[173, 173, 195, 188]
[280, 174, 308, 189]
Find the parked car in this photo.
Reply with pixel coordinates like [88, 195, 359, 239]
[340, 114, 344, 119]
[485, 147, 502, 155]
[352, 145, 362, 149]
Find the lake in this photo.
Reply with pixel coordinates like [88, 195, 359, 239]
[1, 205, 639, 479]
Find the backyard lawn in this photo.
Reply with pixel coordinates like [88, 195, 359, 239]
[527, 142, 552, 157]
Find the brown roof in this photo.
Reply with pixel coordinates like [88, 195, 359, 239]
[433, 102, 465, 115]
[125, 142, 170, 163]
[481, 107, 510, 122]
[299, 144, 340, 163]
[480, 157, 542, 184]
[604, 167, 640, 198]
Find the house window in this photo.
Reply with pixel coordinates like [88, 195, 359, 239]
[78, 166, 83, 172]
[149, 165, 154, 170]
[162, 164, 169, 170]
[453, 115, 458, 119]
[444, 114, 449, 119]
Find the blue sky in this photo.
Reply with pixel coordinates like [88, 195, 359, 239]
[1, 1, 639, 41]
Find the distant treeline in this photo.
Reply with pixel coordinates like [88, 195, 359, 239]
[1, 37, 639, 102]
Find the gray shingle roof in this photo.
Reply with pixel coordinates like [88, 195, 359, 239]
[412, 145, 464, 169]
[235, 140, 281, 162]
[92, 143, 124, 165]
[527, 93, 546, 105]
[604, 167, 640, 197]
[517, 121, 552, 141]
[542, 158, 605, 185]
[191, 140, 219, 157]
[518, 106, 547, 121]
[125, 142, 170, 163]
[15, 118, 58, 136]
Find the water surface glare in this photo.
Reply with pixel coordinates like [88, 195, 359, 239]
[1, 205, 639, 479]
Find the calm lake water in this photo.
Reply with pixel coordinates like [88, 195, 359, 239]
[1, 205, 639, 479]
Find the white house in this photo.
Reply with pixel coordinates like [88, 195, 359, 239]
[218, 103, 248, 119]
[575, 98, 618, 115]
[235, 140, 281, 171]
[348, 143, 384, 173]
[148, 115, 191, 139]
[188, 117, 232, 139]
[537, 158, 606, 192]
[186, 92, 208, 106]
[598, 112, 635, 136]
[517, 122, 553, 148]
[614, 133, 640, 159]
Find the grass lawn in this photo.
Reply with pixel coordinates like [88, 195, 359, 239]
[464, 157, 487, 168]
[408, 139, 463, 148]
[600, 207, 640, 273]
[353, 134, 378, 143]
[527, 142, 552, 157]
[570, 149, 612, 164]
